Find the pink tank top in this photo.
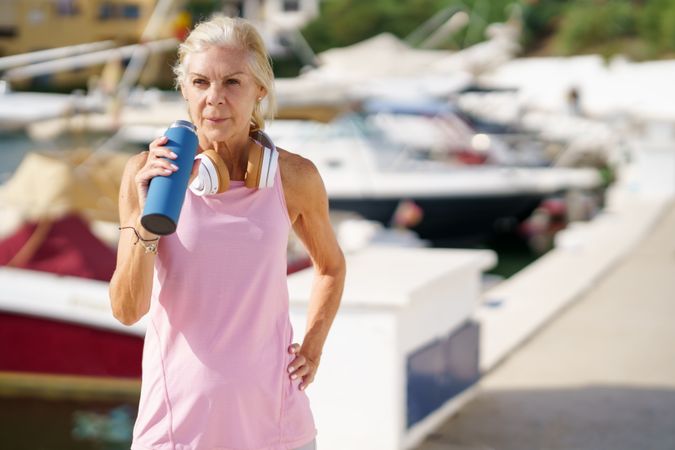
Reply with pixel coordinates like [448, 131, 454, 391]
[131, 166, 317, 450]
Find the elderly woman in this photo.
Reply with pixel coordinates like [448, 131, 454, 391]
[109, 15, 346, 450]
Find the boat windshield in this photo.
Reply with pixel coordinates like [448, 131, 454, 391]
[341, 113, 450, 173]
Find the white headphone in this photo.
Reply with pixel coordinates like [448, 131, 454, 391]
[189, 130, 279, 196]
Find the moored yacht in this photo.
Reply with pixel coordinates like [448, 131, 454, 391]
[266, 115, 604, 243]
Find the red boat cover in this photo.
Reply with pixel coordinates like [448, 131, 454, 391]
[0, 214, 116, 281]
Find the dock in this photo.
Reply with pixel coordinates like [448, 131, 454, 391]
[415, 200, 675, 450]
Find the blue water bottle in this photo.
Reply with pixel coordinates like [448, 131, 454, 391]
[141, 120, 198, 235]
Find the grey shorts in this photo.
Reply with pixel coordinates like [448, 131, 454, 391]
[293, 438, 316, 450]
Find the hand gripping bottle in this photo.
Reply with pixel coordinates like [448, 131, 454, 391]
[141, 120, 198, 235]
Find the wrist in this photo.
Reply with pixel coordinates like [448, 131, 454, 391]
[117, 219, 159, 255]
[135, 217, 160, 240]
[300, 344, 323, 364]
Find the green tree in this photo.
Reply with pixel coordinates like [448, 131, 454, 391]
[301, 0, 517, 53]
[553, 0, 636, 55]
[639, 0, 675, 55]
[520, 0, 566, 51]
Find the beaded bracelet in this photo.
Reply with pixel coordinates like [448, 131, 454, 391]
[118, 226, 160, 254]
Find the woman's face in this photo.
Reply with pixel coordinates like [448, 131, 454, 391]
[181, 45, 265, 145]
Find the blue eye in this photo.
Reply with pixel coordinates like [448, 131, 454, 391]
[193, 79, 207, 86]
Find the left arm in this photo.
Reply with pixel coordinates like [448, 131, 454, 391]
[285, 157, 346, 391]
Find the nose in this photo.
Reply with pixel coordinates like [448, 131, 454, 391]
[206, 83, 225, 106]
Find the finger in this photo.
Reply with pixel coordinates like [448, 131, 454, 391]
[289, 362, 309, 380]
[150, 147, 178, 160]
[299, 375, 314, 391]
[148, 137, 175, 159]
[291, 365, 310, 380]
[287, 358, 304, 376]
[139, 167, 175, 182]
[141, 161, 177, 178]
[150, 159, 179, 172]
[149, 135, 168, 148]
[288, 343, 300, 354]
[136, 165, 170, 184]
[287, 355, 306, 373]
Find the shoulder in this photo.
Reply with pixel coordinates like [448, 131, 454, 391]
[277, 147, 324, 194]
[276, 147, 328, 219]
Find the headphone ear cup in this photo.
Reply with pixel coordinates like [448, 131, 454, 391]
[205, 150, 231, 193]
[190, 150, 230, 195]
[245, 143, 263, 189]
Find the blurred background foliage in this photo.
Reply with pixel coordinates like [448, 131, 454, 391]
[300, 0, 675, 61]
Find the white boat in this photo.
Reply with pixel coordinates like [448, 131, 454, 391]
[359, 98, 552, 167]
[0, 35, 177, 134]
[275, 17, 522, 109]
[0, 81, 104, 132]
[266, 115, 604, 243]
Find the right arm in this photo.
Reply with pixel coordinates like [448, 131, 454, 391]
[109, 136, 179, 325]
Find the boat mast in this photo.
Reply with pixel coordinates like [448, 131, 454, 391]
[0, 41, 116, 72]
[115, 0, 185, 102]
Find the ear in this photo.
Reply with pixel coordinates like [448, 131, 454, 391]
[257, 85, 266, 101]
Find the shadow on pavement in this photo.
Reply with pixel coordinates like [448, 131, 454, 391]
[416, 384, 675, 450]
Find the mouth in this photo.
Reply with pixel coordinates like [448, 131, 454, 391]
[204, 117, 228, 124]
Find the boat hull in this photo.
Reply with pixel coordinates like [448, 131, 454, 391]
[330, 194, 543, 244]
[0, 310, 143, 399]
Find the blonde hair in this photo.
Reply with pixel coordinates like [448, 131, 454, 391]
[173, 15, 276, 131]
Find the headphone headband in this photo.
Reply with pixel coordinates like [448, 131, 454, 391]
[252, 130, 278, 189]
[253, 129, 276, 152]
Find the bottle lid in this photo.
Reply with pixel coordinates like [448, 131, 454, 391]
[169, 120, 197, 134]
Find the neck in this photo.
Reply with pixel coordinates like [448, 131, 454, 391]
[199, 131, 251, 180]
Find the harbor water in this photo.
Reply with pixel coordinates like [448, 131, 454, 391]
[0, 396, 138, 450]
